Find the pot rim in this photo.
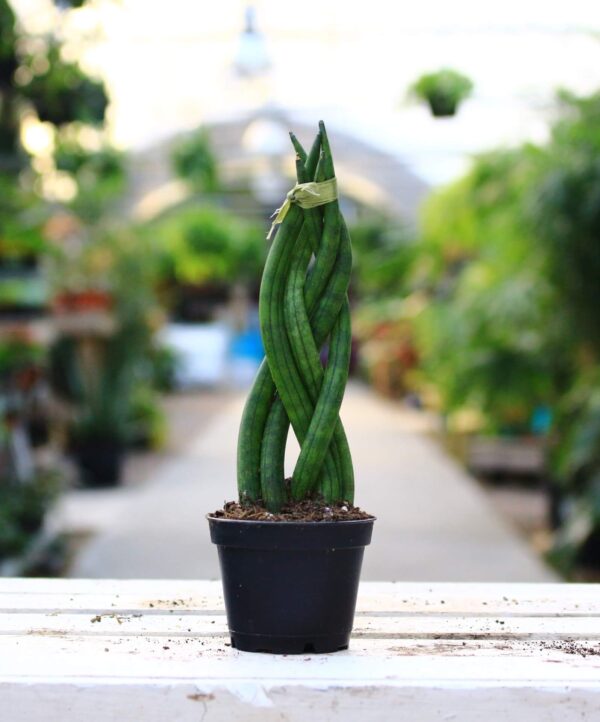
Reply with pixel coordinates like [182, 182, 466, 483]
[205, 513, 376, 526]
[207, 513, 375, 549]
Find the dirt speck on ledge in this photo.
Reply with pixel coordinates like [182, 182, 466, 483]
[209, 499, 374, 522]
[541, 640, 600, 658]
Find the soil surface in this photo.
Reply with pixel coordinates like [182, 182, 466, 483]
[210, 499, 374, 522]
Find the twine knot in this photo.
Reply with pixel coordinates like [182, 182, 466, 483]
[267, 178, 338, 240]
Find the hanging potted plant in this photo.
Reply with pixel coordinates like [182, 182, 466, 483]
[409, 68, 474, 117]
[208, 122, 375, 655]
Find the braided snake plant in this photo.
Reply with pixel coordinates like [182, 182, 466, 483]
[237, 122, 354, 512]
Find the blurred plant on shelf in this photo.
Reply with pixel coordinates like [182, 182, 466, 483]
[414, 146, 569, 435]
[53, 136, 125, 223]
[0, 470, 62, 562]
[0, 0, 143, 556]
[19, 42, 107, 128]
[0, 236, 48, 268]
[147, 343, 180, 393]
[348, 215, 419, 397]
[353, 297, 421, 400]
[0, 0, 111, 204]
[50, 332, 134, 486]
[0, 0, 119, 321]
[412, 89, 600, 572]
[547, 368, 600, 571]
[128, 383, 168, 450]
[143, 205, 266, 321]
[527, 91, 600, 572]
[0, 330, 61, 566]
[48, 232, 167, 485]
[171, 128, 219, 193]
[0, 273, 49, 318]
[152, 206, 265, 287]
[531, 91, 600, 357]
[350, 214, 416, 300]
[0, 334, 46, 400]
[0, 333, 49, 450]
[0, 336, 43, 368]
[0, 203, 51, 321]
[408, 68, 474, 117]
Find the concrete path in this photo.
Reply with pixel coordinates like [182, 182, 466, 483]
[62, 385, 556, 582]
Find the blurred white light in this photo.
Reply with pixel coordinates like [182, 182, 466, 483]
[21, 117, 54, 156]
[250, 167, 287, 205]
[40, 171, 78, 202]
[242, 118, 288, 156]
[234, 6, 270, 78]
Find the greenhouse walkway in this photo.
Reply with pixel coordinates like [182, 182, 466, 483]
[61, 384, 557, 582]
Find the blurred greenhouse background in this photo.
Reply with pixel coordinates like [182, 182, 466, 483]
[1, 0, 600, 580]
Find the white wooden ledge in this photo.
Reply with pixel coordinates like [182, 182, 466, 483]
[1, 579, 599, 721]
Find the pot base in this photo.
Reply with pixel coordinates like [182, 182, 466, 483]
[230, 631, 349, 655]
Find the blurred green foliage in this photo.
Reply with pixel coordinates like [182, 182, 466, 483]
[0, 0, 117, 237]
[20, 43, 107, 127]
[348, 214, 421, 399]
[530, 92, 600, 356]
[530, 92, 600, 570]
[0, 0, 20, 163]
[0, 338, 45, 376]
[415, 146, 570, 433]
[350, 215, 416, 300]
[0, 0, 131, 521]
[0, 173, 49, 300]
[148, 205, 266, 287]
[415, 89, 600, 570]
[50, 231, 165, 447]
[54, 138, 125, 222]
[0, 470, 62, 560]
[128, 383, 168, 449]
[171, 128, 218, 192]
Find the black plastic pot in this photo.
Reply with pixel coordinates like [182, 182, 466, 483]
[427, 94, 458, 117]
[207, 516, 374, 654]
[71, 437, 125, 487]
[27, 417, 50, 448]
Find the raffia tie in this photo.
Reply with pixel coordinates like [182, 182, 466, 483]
[267, 178, 338, 240]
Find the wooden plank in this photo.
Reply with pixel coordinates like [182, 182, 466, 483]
[1, 681, 599, 722]
[1, 634, 599, 683]
[1, 580, 598, 616]
[1, 612, 600, 639]
[0, 580, 599, 722]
